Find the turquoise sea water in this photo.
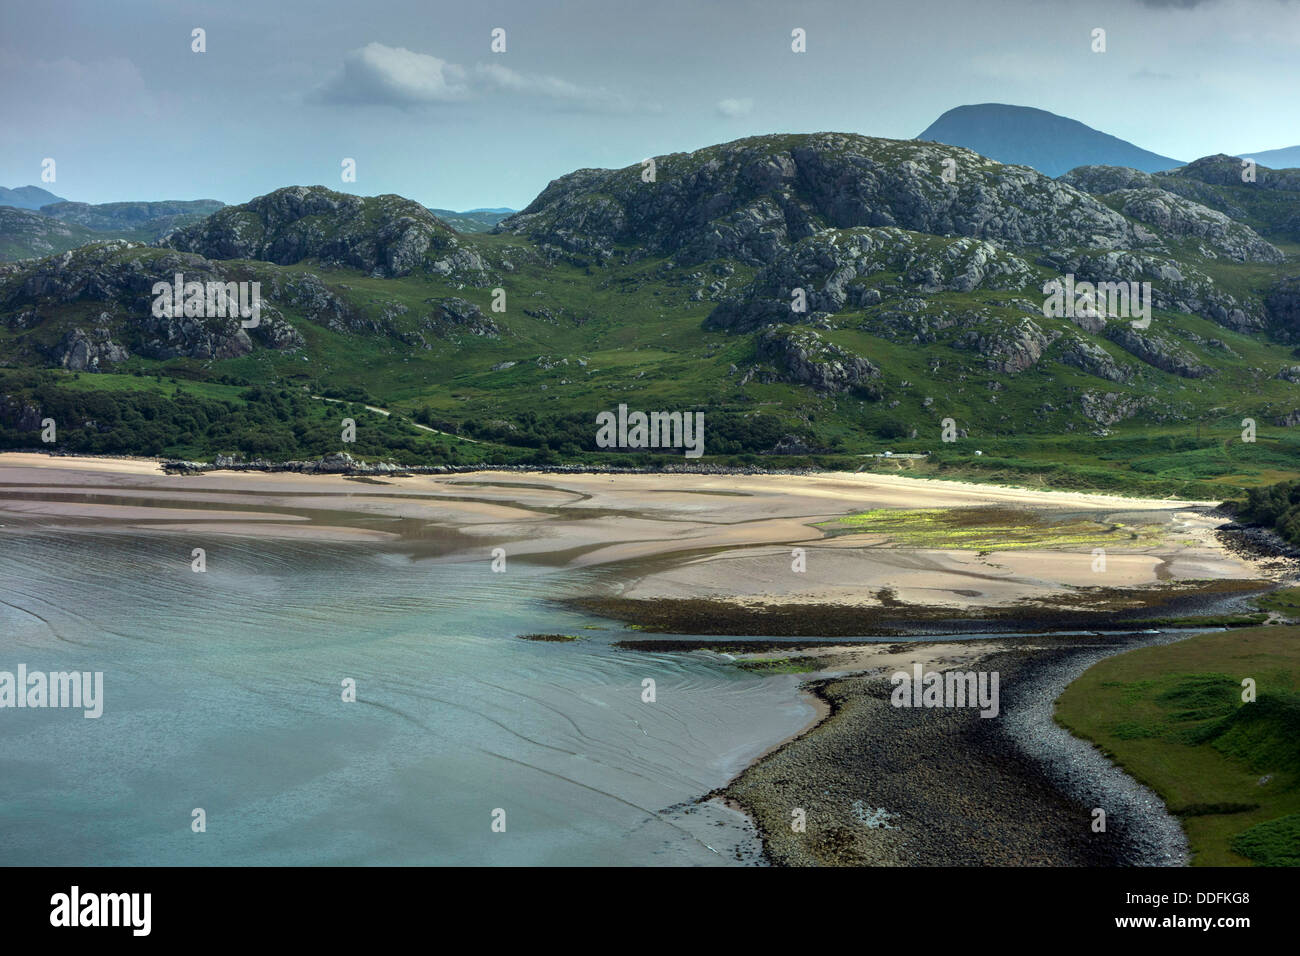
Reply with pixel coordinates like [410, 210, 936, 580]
[0, 525, 814, 865]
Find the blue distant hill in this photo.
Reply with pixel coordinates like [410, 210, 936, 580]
[1236, 145, 1300, 170]
[917, 104, 1182, 177]
[0, 185, 66, 210]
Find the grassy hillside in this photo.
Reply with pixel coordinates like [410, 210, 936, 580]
[2, 135, 1299, 489]
[1056, 626, 1300, 866]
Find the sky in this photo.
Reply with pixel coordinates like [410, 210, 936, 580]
[2, 0, 1298, 209]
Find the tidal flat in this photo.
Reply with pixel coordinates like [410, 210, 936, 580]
[0, 453, 1290, 866]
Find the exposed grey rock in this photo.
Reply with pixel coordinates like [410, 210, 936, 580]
[1058, 165, 1157, 194]
[757, 325, 879, 393]
[0, 242, 303, 361]
[1057, 335, 1134, 384]
[953, 317, 1057, 374]
[1103, 325, 1213, 379]
[706, 227, 1036, 332]
[271, 272, 360, 333]
[502, 133, 1152, 267]
[1080, 391, 1150, 425]
[162, 186, 485, 281]
[53, 326, 129, 370]
[1039, 248, 1262, 332]
[1106, 188, 1283, 262]
[423, 297, 499, 337]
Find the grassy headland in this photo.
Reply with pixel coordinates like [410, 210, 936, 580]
[1055, 625, 1300, 865]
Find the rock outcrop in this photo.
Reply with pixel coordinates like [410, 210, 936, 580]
[53, 325, 129, 370]
[501, 133, 1151, 266]
[1106, 187, 1283, 263]
[757, 325, 879, 393]
[705, 227, 1036, 332]
[1266, 277, 1300, 341]
[0, 241, 304, 360]
[954, 317, 1057, 374]
[1038, 249, 1261, 332]
[1103, 325, 1213, 379]
[162, 186, 484, 280]
[423, 297, 499, 338]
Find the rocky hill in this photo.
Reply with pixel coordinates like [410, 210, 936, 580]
[1, 199, 227, 261]
[427, 207, 515, 233]
[499, 133, 1154, 264]
[1062, 155, 1300, 244]
[2, 133, 1299, 474]
[162, 186, 494, 280]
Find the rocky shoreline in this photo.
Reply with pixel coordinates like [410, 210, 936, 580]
[713, 632, 1196, 866]
[999, 635, 1192, 866]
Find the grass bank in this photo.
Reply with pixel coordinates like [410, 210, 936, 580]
[1055, 625, 1300, 866]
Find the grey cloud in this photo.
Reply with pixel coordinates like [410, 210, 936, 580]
[716, 98, 754, 117]
[312, 42, 643, 112]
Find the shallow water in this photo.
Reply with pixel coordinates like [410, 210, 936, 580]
[0, 524, 815, 865]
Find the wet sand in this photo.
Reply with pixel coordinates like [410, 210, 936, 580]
[0, 454, 1264, 612]
[3, 452, 1281, 867]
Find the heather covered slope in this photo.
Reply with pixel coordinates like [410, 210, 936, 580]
[1, 133, 1299, 492]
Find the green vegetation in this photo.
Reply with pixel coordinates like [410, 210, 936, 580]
[1229, 478, 1300, 546]
[819, 505, 1165, 550]
[3, 138, 1300, 498]
[1231, 813, 1300, 866]
[734, 656, 822, 674]
[1256, 586, 1300, 617]
[0, 369, 489, 464]
[1056, 626, 1300, 865]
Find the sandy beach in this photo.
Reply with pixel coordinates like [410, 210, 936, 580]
[0, 453, 1268, 617]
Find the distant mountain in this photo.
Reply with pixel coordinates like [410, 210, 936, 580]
[0, 185, 66, 210]
[427, 207, 515, 233]
[0, 198, 227, 261]
[1236, 146, 1300, 170]
[40, 199, 224, 237]
[917, 104, 1183, 177]
[0, 206, 101, 260]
